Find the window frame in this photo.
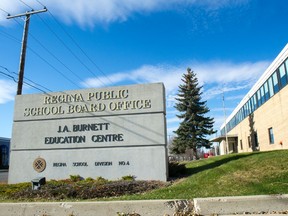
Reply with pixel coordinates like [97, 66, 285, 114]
[279, 63, 288, 88]
[268, 127, 274, 144]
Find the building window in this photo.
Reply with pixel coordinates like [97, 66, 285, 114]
[272, 72, 280, 94]
[257, 89, 262, 106]
[268, 127, 274, 144]
[279, 63, 287, 88]
[253, 94, 258, 110]
[285, 58, 288, 77]
[254, 132, 259, 148]
[240, 140, 243, 150]
[268, 77, 275, 97]
[220, 56, 288, 136]
[247, 100, 251, 115]
[248, 136, 251, 148]
[263, 82, 270, 101]
[260, 85, 265, 104]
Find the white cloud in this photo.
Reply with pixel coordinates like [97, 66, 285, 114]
[202, 82, 252, 100]
[83, 59, 269, 134]
[167, 125, 179, 136]
[167, 117, 180, 124]
[82, 60, 270, 101]
[0, 0, 249, 27]
[211, 107, 234, 113]
[211, 113, 230, 133]
[194, 61, 270, 84]
[225, 94, 245, 101]
[0, 80, 16, 104]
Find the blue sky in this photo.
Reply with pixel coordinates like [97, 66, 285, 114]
[0, 0, 287, 139]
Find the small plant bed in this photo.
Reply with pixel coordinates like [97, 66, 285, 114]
[0, 176, 169, 201]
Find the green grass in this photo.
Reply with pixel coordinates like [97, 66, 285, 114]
[118, 150, 288, 200]
[1, 150, 288, 202]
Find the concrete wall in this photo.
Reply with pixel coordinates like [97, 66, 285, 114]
[9, 83, 168, 183]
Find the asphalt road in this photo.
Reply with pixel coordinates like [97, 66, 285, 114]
[0, 170, 8, 183]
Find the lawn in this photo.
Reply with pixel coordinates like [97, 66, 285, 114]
[121, 150, 288, 200]
[1, 150, 288, 202]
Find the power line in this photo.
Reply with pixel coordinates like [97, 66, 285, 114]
[35, 0, 113, 85]
[0, 65, 52, 92]
[30, 33, 84, 82]
[2, 2, 111, 90]
[13, 3, 84, 85]
[0, 27, 79, 89]
[19, 0, 34, 10]
[0, 71, 17, 83]
[43, 5, 113, 85]
[0, 7, 10, 16]
[3, 11, 82, 89]
[0, 12, 80, 90]
[37, 15, 107, 86]
[35, 0, 45, 8]
[17, 0, 108, 86]
[0, 70, 47, 93]
[0, 29, 21, 43]
[27, 47, 82, 88]
[13, 18, 84, 82]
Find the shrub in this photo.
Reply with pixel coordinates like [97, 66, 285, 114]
[121, 175, 136, 181]
[8, 180, 167, 200]
[69, 175, 83, 182]
[85, 177, 94, 182]
[95, 176, 108, 184]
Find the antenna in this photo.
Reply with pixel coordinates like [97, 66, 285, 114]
[222, 90, 229, 154]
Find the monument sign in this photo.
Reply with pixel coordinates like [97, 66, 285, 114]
[8, 83, 168, 183]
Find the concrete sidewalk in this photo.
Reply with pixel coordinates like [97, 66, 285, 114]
[0, 195, 287, 216]
[194, 194, 288, 215]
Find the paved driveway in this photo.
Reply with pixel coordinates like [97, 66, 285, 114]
[0, 170, 8, 183]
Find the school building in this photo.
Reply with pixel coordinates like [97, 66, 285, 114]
[211, 44, 288, 154]
[0, 137, 10, 169]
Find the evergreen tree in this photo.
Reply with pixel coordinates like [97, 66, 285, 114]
[171, 68, 216, 155]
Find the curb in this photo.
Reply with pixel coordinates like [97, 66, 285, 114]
[0, 195, 287, 216]
[194, 194, 288, 215]
[0, 200, 182, 216]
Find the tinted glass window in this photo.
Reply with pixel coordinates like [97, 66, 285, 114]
[263, 82, 270, 101]
[260, 86, 265, 104]
[279, 64, 287, 88]
[247, 100, 251, 115]
[253, 94, 258, 109]
[257, 90, 262, 106]
[268, 77, 274, 97]
[285, 58, 288, 76]
[268, 127, 274, 144]
[272, 72, 279, 94]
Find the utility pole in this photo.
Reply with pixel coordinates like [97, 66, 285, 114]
[7, 8, 47, 95]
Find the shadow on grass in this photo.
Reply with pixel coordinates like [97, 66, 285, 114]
[184, 152, 267, 176]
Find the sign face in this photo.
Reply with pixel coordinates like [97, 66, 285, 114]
[8, 83, 168, 183]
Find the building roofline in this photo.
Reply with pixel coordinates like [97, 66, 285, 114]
[221, 43, 288, 130]
[210, 134, 238, 143]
